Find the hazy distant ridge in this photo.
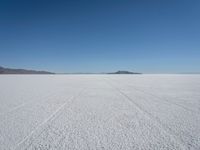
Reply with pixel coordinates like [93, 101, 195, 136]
[0, 66, 54, 74]
[108, 70, 141, 74]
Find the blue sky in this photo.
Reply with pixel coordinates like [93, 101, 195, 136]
[0, 0, 200, 73]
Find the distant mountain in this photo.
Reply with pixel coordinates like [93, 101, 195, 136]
[108, 70, 142, 74]
[0, 66, 54, 74]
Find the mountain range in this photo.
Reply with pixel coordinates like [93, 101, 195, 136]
[0, 66, 54, 74]
[108, 70, 141, 74]
[0, 66, 142, 75]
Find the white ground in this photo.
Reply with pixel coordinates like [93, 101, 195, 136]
[0, 75, 200, 150]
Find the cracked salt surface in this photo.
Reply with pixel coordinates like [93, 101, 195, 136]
[0, 75, 199, 150]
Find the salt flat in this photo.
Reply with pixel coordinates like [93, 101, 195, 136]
[0, 75, 200, 150]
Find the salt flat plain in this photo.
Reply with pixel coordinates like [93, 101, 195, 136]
[0, 75, 200, 150]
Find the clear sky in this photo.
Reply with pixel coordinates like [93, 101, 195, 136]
[0, 0, 200, 73]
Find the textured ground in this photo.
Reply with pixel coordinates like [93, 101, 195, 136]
[0, 75, 200, 150]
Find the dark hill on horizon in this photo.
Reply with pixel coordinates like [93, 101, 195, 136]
[108, 71, 142, 74]
[0, 66, 54, 74]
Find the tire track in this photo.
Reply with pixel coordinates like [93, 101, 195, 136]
[14, 89, 85, 150]
[103, 78, 188, 150]
[0, 102, 29, 117]
[128, 85, 197, 114]
[0, 92, 63, 117]
[109, 78, 198, 114]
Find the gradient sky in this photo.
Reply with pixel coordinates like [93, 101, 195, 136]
[0, 0, 200, 73]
